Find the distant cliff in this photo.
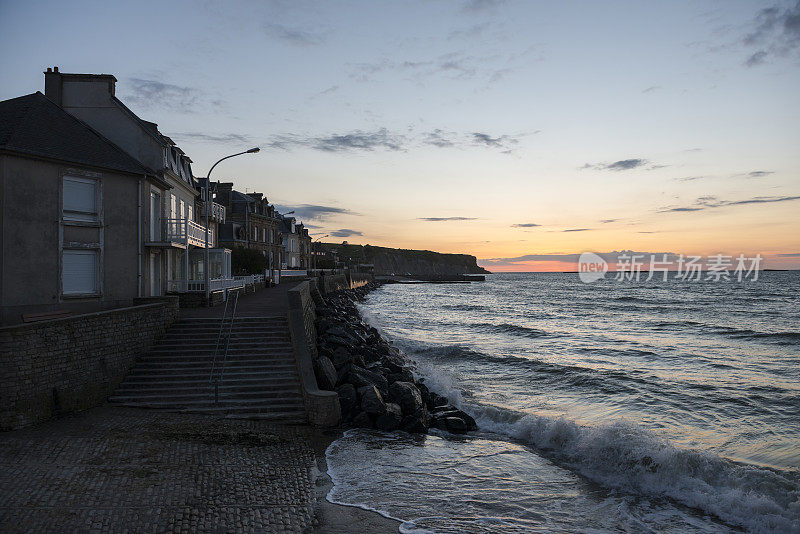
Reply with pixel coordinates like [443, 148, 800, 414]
[321, 243, 490, 276]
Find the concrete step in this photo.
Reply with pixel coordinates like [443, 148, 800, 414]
[135, 357, 297, 367]
[109, 398, 305, 410]
[110, 389, 303, 402]
[114, 385, 303, 397]
[122, 370, 300, 382]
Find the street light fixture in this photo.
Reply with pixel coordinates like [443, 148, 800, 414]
[203, 147, 260, 304]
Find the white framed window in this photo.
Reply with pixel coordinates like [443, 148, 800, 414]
[63, 176, 99, 222]
[179, 199, 185, 221]
[188, 205, 193, 222]
[62, 249, 99, 295]
[170, 194, 177, 219]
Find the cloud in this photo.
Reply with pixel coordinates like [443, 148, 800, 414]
[747, 170, 774, 177]
[512, 223, 541, 228]
[124, 78, 207, 112]
[742, 2, 800, 66]
[583, 158, 649, 171]
[269, 128, 527, 153]
[642, 85, 661, 93]
[170, 132, 252, 144]
[275, 204, 358, 221]
[417, 217, 477, 222]
[777, 252, 800, 257]
[600, 219, 618, 223]
[268, 129, 406, 152]
[480, 250, 682, 266]
[330, 228, 363, 238]
[263, 23, 324, 46]
[563, 228, 592, 232]
[461, 0, 507, 13]
[471, 132, 519, 150]
[423, 129, 457, 148]
[659, 195, 800, 213]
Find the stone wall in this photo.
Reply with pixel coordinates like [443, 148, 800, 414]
[348, 273, 373, 289]
[0, 297, 179, 430]
[286, 281, 339, 427]
[317, 273, 374, 294]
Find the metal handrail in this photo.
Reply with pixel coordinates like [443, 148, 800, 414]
[211, 290, 240, 404]
[209, 293, 232, 387]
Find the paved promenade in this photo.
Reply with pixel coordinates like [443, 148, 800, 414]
[0, 406, 324, 533]
[179, 281, 303, 319]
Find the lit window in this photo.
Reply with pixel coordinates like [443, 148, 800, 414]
[63, 176, 99, 222]
[62, 249, 99, 295]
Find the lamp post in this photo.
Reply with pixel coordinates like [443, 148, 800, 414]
[312, 234, 329, 272]
[204, 147, 259, 304]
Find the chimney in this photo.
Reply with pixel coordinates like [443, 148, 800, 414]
[43, 66, 62, 106]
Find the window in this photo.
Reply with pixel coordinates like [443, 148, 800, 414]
[170, 194, 177, 219]
[252, 226, 257, 240]
[188, 205, 193, 222]
[62, 249, 99, 295]
[269, 229, 274, 243]
[63, 176, 99, 222]
[262, 228, 267, 242]
[179, 199, 185, 221]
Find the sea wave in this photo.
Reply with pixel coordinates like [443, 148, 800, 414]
[470, 322, 550, 338]
[416, 363, 800, 533]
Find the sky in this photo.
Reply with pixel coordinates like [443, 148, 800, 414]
[1, 0, 798, 271]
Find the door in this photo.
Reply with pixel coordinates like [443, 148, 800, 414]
[150, 252, 161, 296]
[150, 191, 160, 241]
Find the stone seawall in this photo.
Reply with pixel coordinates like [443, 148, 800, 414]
[0, 297, 179, 430]
[318, 273, 374, 295]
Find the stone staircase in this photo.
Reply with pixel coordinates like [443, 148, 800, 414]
[109, 316, 307, 423]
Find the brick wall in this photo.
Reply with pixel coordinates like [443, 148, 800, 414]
[0, 297, 179, 430]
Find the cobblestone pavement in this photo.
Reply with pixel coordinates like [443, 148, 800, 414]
[0, 406, 328, 533]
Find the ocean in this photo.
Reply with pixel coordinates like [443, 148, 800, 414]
[324, 272, 800, 533]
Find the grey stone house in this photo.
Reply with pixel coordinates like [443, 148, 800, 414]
[0, 92, 163, 324]
[42, 67, 233, 297]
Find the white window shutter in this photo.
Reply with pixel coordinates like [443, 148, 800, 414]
[63, 250, 97, 294]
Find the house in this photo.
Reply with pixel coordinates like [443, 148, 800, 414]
[215, 183, 284, 277]
[0, 92, 162, 324]
[279, 215, 301, 268]
[295, 223, 312, 269]
[41, 67, 234, 298]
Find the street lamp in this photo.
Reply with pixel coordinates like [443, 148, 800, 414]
[313, 234, 329, 272]
[204, 147, 259, 304]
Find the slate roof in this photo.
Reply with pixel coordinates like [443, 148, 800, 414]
[0, 92, 153, 176]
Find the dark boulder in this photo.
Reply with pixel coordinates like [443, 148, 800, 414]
[375, 402, 403, 431]
[358, 385, 386, 415]
[389, 381, 423, 415]
[314, 356, 337, 391]
[331, 347, 352, 369]
[352, 411, 372, 428]
[349, 366, 389, 395]
[401, 407, 430, 433]
[336, 383, 358, 419]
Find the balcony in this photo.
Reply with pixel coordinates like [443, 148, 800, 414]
[201, 201, 226, 223]
[165, 248, 236, 293]
[164, 218, 213, 248]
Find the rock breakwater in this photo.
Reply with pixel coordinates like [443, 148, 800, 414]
[313, 282, 476, 434]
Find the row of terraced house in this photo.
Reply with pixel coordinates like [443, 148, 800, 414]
[0, 67, 312, 325]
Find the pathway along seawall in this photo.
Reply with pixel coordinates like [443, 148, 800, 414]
[294, 277, 476, 433]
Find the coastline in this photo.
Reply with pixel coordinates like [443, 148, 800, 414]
[310, 429, 403, 533]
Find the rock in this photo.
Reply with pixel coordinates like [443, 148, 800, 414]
[313, 356, 337, 391]
[358, 385, 386, 415]
[331, 347, 352, 369]
[442, 416, 467, 433]
[351, 411, 372, 428]
[416, 382, 431, 407]
[375, 403, 403, 431]
[428, 392, 450, 409]
[349, 366, 389, 395]
[387, 369, 415, 385]
[401, 407, 430, 433]
[389, 381, 423, 415]
[336, 384, 357, 419]
[336, 363, 351, 387]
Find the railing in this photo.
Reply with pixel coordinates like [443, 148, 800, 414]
[183, 278, 244, 292]
[209, 289, 239, 404]
[202, 201, 226, 223]
[164, 218, 213, 248]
